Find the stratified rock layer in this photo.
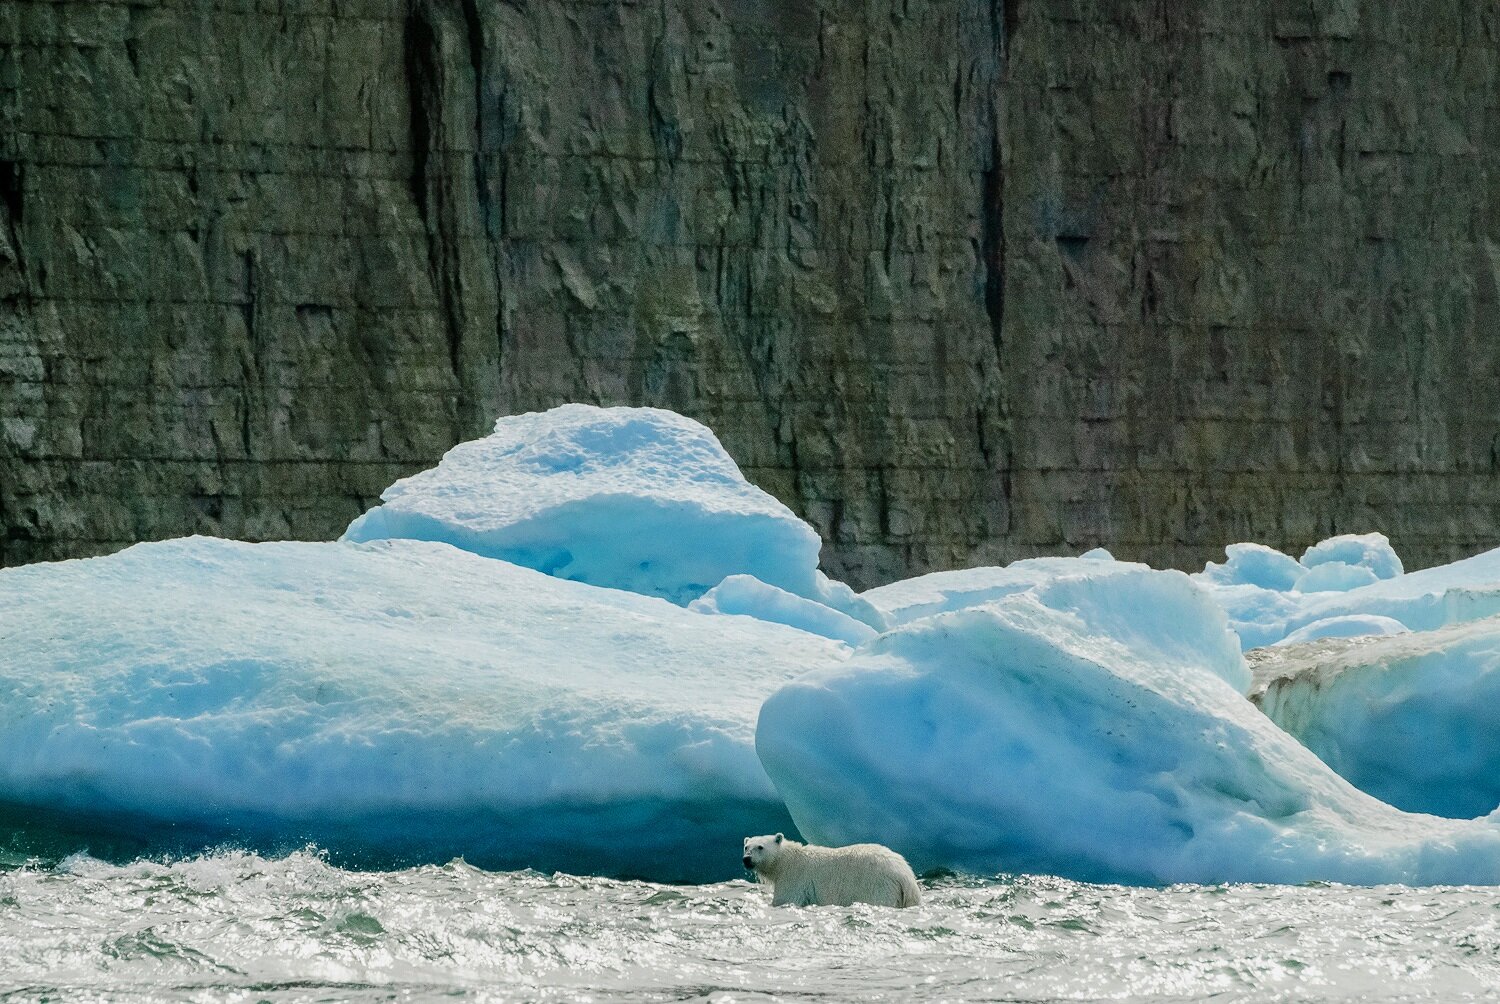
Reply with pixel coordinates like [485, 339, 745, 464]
[3, 1, 1498, 585]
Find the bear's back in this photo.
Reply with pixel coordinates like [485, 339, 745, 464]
[771, 841, 920, 908]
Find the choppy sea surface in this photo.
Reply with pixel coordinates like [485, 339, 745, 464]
[3, 849, 1499, 1003]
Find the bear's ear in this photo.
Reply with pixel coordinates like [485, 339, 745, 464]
[774, 833, 783, 844]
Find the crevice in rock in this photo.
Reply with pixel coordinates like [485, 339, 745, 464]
[459, 0, 485, 119]
[0, 160, 26, 286]
[647, 77, 683, 164]
[459, 0, 493, 238]
[1137, 257, 1158, 322]
[980, 0, 1008, 365]
[465, 0, 510, 420]
[458, 0, 504, 404]
[1002, 0, 1019, 59]
[123, 2, 147, 77]
[403, 8, 435, 235]
[1056, 233, 1088, 262]
[400, 0, 505, 430]
[239, 395, 253, 457]
[980, 148, 1005, 363]
[240, 250, 258, 366]
[236, 246, 262, 462]
[0, 162, 22, 230]
[876, 466, 891, 538]
[973, 0, 1013, 533]
[404, 2, 470, 392]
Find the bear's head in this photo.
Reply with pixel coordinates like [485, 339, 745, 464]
[742, 832, 784, 873]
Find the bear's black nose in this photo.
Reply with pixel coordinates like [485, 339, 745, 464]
[742, 856, 753, 868]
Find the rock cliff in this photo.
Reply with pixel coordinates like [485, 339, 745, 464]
[2, 0, 1497, 586]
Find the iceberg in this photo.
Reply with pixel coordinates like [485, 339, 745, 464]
[1201, 544, 1500, 650]
[1253, 618, 1500, 819]
[343, 405, 856, 613]
[1290, 548, 1500, 634]
[1292, 561, 1381, 593]
[0, 537, 846, 880]
[861, 554, 1144, 626]
[689, 575, 878, 646]
[1200, 581, 1314, 650]
[1273, 614, 1409, 647]
[1195, 534, 1403, 600]
[757, 567, 1500, 885]
[1198, 542, 1304, 591]
[1299, 532, 1404, 581]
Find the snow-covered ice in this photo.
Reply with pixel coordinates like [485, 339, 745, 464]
[0, 537, 845, 880]
[1290, 547, 1500, 633]
[1293, 561, 1381, 593]
[1273, 614, 1410, 647]
[1299, 532, 1404, 581]
[1253, 617, 1500, 819]
[861, 553, 1143, 626]
[344, 405, 852, 612]
[1198, 542, 1304, 591]
[1198, 538, 1500, 649]
[1197, 533, 1401, 601]
[758, 566, 1500, 885]
[690, 575, 879, 646]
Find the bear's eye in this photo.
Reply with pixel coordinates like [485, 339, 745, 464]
[756, 844, 763, 850]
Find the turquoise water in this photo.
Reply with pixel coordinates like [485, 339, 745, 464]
[3, 850, 1499, 1002]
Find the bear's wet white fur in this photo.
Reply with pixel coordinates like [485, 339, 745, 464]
[742, 833, 921, 908]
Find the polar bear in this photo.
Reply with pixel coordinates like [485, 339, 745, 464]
[742, 833, 921, 908]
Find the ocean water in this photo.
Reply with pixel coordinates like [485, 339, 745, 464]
[4, 850, 1499, 1003]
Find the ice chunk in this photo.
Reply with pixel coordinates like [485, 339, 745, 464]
[0, 537, 846, 880]
[1292, 548, 1500, 633]
[861, 556, 1147, 626]
[343, 405, 829, 607]
[1252, 618, 1500, 819]
[690, 575, 878, 646]
[1197, 543, 1303, 591]
[1203, 545, 1500, 650]
[1199, 582, 1310, 651]
[1294, 561, 1381, 593]
[1301, 532, 1404, 580]
[802, 572, 891, 632]
[1273, 614, 1410, 647]
[758, 568, 1500, 885]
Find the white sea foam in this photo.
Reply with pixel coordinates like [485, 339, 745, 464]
[8, 851, 1499, 1003]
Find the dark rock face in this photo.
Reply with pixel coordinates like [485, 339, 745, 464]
[2, 1, 1497, 586]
